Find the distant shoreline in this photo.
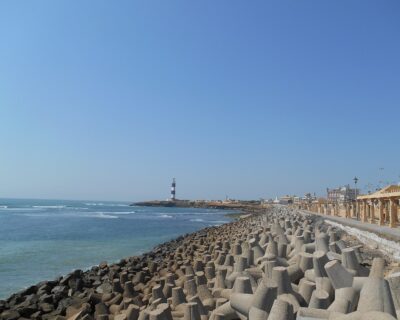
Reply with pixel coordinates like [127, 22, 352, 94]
[132, 200, 266, 220]
[132, 199, 263, 210]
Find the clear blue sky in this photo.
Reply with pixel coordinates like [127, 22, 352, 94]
[1, 1, 399, 201]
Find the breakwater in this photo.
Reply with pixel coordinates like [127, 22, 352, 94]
[132, 200, 261, 211]
[1, 206, 399, 320]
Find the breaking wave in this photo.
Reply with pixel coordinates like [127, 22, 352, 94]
[32, 205, 66, 209]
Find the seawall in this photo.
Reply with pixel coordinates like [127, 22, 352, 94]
[1, 206, 399, 320]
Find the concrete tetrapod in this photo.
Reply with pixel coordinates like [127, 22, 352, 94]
[328, 287, 358, 314]
[329, 310, 397, 320]
[271, 266, 305, 313]
[356, 276, 396, 316]
[267, 299, 294, 320]
[229, 279, 277, 320]
[324, 260, 353, 290]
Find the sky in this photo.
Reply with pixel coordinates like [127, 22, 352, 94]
[0, 1, 399, 201]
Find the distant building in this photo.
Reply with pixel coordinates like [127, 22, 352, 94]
[302, 193, 316, 203]
[279, 195, 294, 204]
[327, 185, 358, 203]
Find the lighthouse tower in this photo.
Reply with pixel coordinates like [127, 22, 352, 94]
[171, 178, 176, 201]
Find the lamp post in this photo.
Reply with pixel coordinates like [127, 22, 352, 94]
[353, 177, 359, 220]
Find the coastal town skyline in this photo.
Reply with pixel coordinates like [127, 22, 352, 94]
[1, 1, 399, 201]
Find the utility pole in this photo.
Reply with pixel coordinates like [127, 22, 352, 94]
[353, 176, 359, 220]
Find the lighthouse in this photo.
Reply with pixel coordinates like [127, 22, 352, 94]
[171, 178, 176, 201]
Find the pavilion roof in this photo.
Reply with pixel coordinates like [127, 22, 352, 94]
[357, 185, 400, 200]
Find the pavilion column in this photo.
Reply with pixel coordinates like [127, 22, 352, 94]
[369, 201, 375, 224]
[362, 200, 368, 222]
[345, 203, 350, 218]
[378, 199, 384, 226]
[355, 201, 359, 219]
[389, 198, 398, 228]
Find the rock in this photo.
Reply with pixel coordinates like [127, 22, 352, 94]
[0, 310, 20, 320]
[96, 283, 112, 294]
[40, 302, 54, 313]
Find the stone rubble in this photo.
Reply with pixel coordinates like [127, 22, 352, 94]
[1, 206, 399, 320]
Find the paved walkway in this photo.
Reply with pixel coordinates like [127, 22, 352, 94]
[300, 209, 400, 242]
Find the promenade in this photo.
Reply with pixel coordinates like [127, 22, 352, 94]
[300, 209, 400, 243]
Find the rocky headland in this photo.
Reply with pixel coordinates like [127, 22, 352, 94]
[1, 206, 400, 320]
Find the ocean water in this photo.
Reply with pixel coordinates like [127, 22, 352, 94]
[0, 199, 233, 299]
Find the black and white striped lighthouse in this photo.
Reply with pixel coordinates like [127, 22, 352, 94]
[171, 178, 176, 201]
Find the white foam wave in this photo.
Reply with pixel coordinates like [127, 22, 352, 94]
[0, 205, 8, 209]
[93, 211, 135, 215]
[173, 212, 221, 216]
[160, 214, 173, 218]
[85, 203, 129, 207]
[109, 211, 136, 215]
[190, 218, 204, 222]
[32, 205, 66, 209]
[0, 207, 42, 212]
[94, 213, 118, 219]
[18, 212, 119, 219]
[20, 213, 54, 217]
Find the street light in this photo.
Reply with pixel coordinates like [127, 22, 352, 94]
[353, 177, 359, 220]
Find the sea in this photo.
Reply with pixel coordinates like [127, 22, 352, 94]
[0, 198, 233, 299]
